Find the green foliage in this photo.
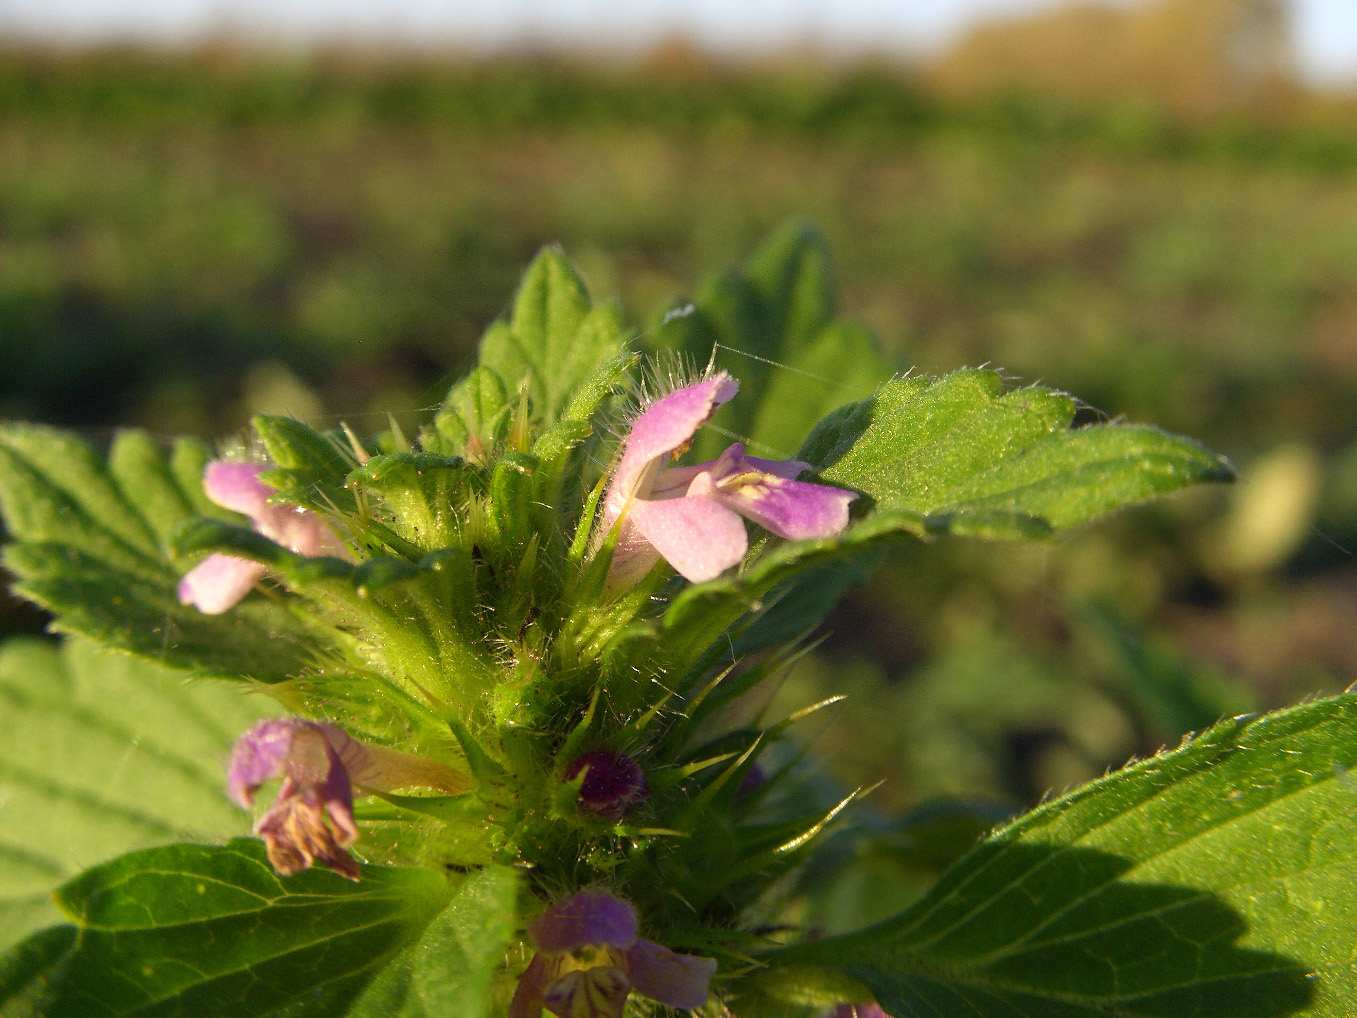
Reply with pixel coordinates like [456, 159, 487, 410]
[0, 840, 451, 1018]
[804, 369, 1234, 536]
[433, 249, 629, 456]
[753, 694, 1357, 1016]
[349, 866, 519, 1018]
[653, 221, 893, 461]
[0, 227, 1275, 1018]
[0, 637, 276, 949]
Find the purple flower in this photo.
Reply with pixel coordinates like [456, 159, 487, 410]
[229, 718, 468, 881]
[565, 749, 648, 819]
[178, 461, 348, 614]
[510, 890, 716, 1018]
[600, 372, 857, 589]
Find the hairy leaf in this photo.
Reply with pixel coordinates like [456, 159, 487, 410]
[756, 695, 1357, 1016]
[804, 369, 1233, 534]
[478, 249, 626, 426]
[0, 840, 450, 1018]
[653, 221, 891, 461]
[349, 866, 518, 1018]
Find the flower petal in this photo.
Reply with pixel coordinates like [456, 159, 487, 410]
[254, 503, 348, 559]
[178, 553, 268, 615]
[739, 452, 813, 480]
[203, 461, 274, 517]
[203, 459, 347, 560]
[627, 486, 749, 583]
[227, 719, 300, 807]
[509, 954, 551, 1018]
[714, 472, 856, 541]
[318, 723, 469, 796]
[529, 891, 638, 953]
[228, 720, 361, 880]
[624, 938, 717, 1010]
[613, 373, 738, 500]
[541, 967, 631, 1018]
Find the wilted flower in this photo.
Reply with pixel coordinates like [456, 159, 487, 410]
[179, 460, 348, 614]
[600, 372, 856, 589]
[510, 889, 716, 1018]
[565, 749, 648, 819]
[229, 718, 468, 880]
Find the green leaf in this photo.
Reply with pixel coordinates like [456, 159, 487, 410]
[0, 840, 451, 1018]
[0, 424, 340, 682]
[796, 800, 1015, 936]
[429, 365, 511, 462]
[756, 695, 1357, 1016]
[0, 637, 277, 949]
[806, 369, 1234, 535]
[253, 414, 358, 516]
[653, 221, 891, 461]
[745, 219, 837, 356]
[747, 321, 891, 461]
[349, 866, 518, 1018]
[475, 249, 626, 427]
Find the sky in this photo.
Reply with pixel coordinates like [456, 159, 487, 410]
[0, 0, 1354, 86]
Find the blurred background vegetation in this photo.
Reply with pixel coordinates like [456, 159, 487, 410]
[2, 0, 1355, 845]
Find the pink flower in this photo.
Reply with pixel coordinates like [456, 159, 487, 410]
[178, 461, 348, 614]
[600, 372, 857, 589]
[229, 718, 467, 881]
[510, 890, 716, 1018]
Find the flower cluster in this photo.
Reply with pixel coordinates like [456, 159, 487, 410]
[197, 373, 862, 1016]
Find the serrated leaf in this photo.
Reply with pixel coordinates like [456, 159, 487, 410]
[253, 414, 357, 515]
[348, 866, 518, 1018]
[805, 369, 1234, 534]
[757, 695, 1357, 1016]
[430, 365, 512, 462]
[474, 250, 625, 427]
[0, 840, 451, 1018]
[0, 424, 340, 681]
[0, 637, 277, 949]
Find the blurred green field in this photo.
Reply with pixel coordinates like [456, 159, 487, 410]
[2, 48, 1355, 817]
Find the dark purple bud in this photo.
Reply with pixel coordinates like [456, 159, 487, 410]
[737, 761, 767, 797]
[565, 749, 648, 819]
